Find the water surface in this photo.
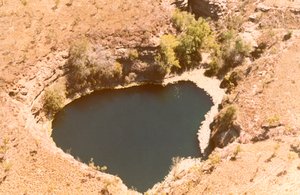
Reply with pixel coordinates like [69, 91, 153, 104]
[52, 81, 212, 192]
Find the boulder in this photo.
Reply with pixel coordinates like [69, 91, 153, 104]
[189, 0, 227, 20]
[256, 3, 271, 12]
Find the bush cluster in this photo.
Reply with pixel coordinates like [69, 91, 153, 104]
[158, 10, 249, 77]
[43, 88, 65, 117]
[155, 34, 180, 74]
[66, 40, 123, 94]
[157, 10, 218, 74]
[206, 30, 250, 77]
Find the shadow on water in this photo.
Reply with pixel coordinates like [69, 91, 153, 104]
[52, 81, 213, 192]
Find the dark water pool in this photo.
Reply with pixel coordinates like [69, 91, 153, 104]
[52, 81, 213, 192]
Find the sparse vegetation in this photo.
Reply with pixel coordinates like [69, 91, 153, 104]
[265, 142, 280, 162]
[267, 115, 280, 126]
[225, 15, 244, 32]
[0, 139, 9, 155]
[274, 142, 280, 151]
[209, 152, 221, 165]
[88, 158, 107, 172]
[2, 160, 12, 172]
[231, 144, 241, 161]
[288, 151, 297, 160]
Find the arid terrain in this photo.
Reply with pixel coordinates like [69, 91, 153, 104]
[1, 0, 300, 194]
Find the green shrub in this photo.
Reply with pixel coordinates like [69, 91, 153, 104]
[156, 34, 180, 73]
[69, 39, 89, 63]
[158, 10, 220, 74]
[221, 30, 235, 43]
[114, 62, 123, 77]
[209, 152, 221, 165]
[267, 115, 280, 126]
[225, 14, 244, 31]
[206, 30, 250, 77]
[43, 88, 65, 116]
[222, 32, 250, 67]
[128, 49, 139, 60]
[67, 39, 90, 91]
[172, 9, 196, 31]
[231, 144, 241, 161]
[176, 18, 218, 69]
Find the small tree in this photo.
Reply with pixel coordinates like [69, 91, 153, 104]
[158, 10, 219, 74]
[220, 38, 250, 76]
[43, 88, 65, 117]
[67, 39, 90, 93]
[176, 18, 218, 69]
[156, 34, 180, 73]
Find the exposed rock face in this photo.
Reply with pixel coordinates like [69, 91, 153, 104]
[210, 106, 241, 148]
[189, 0, 227, 19]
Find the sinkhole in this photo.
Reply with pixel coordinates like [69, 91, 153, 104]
[52, 81, 213, 192]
